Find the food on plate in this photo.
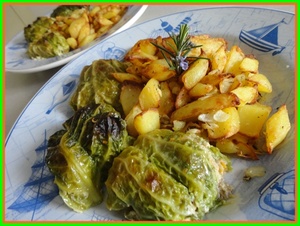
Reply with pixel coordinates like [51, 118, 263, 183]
[243, 166, 266, 181]
[105, 129, 232, 220]
[69, 59, 129, 112]
[50, 5, 86, 17]
[46, 24, 291, 219]
[120, 24, 291, 159]
[265, 105, 291, 153]
[46, 103, 134, 212]
[24, 5, 128, 59]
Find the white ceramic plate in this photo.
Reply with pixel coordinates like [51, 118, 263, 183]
[5, 5, 147, 73]
[5, 7, 295, 221]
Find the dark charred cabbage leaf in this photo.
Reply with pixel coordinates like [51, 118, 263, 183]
[46, 103, 134, 213]
[50, 5, 86, 17]
[27, 31, 69, 59]
[105, 129, 232, 220]
[70, 59, 129, 113]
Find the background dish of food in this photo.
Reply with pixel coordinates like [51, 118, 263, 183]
[5, 5, 148, 73]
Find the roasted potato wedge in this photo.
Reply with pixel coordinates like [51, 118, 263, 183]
[201, 107, 240, 140]
[125, 104, 142, 137]
[171, 93, 240, 121]
[120, 83, 143, 116]
[139, 78, 162, 110]
[247, 73, 273, 93]
[265, 105, 291, 153]
[223, 45, 245, 74]
[134, 108, 160, 135]
[238, 102, 272, 138]
[181, 59, 209, 90]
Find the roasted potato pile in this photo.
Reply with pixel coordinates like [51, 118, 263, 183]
[113, 34, 291, 159]
[61, 5, 128, 49]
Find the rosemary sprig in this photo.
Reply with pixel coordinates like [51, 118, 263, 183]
[152, 24, 206, 76]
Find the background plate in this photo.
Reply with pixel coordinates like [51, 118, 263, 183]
[5, 5, 147, 73]
[5, 7, 295, 221]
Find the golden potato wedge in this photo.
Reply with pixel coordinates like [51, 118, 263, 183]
[239, 57, 259, 73]
[69, 16, 87, 39]
[190, 35, 227, 58]
[139, 78, 162, 110]
[89, 6, 100, 17]
[78, 33, 96, 47]
[78, 23, 90, 44]
[159, 82, 175, 116]
[111, 72, 143, 84]
[181, 58, 209, 90]
[231, 86, 259, 106]
[211, 45, 227, 71]
[223, 45, 245, 74]
[125, 104, 142, 137]
[201, 70, 230, 86]
[141, 59, 176, 81]
[66, 37, 78, 49]
[216, 139, 239, 154]
[238, 102, 272, 138]
[171, 93, 240, 121]
[120, 83, 143, 116]
[175, 87, 191, 109]
[265, 105, 291, 153]
[189, 83, 214, 98]
[230, 132, 250, 144]
[201, 107, 240, 140]
[247, 73, 273, 93]
[124, 38, 158, 62]
[219, 76, 235, 94]
[98, 15, 114, 26]
[216, 135, 258, 160]
[96, 25, 111, 37]
[134, 108, 160, 135]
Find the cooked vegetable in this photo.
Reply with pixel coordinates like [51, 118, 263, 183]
[24, 15, 71, 58]
[243, 166, 266, 181]
[70, 59, 129, 113]
[24, 5, 128, 59]
[24, 16, 55, 43]
[105, 129, 232, 220]
[50, 5, 86, 17]
[27, 31, 70, 58]
[46, 103, 134, 212]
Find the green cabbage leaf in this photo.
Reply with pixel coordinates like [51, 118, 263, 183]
[46, 103, 134, 212]
[105, 129, 232, 220]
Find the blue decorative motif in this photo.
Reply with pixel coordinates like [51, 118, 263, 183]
[6, 59, 26, 67]
[46, 79, 77, 114]
[8, 42, 27, 50]
[150, 14, 202, 38]
[239, 19, 287, 56]
[258, 170, 295, 220]
[8, 130, 59, 220]
[99, 42, 126, 60]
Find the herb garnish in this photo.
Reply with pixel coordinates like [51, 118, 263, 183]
[152, 24, 207, 76]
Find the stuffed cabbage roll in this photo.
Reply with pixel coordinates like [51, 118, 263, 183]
[46, 103, 134, 212]
[106, 129, 232, 220]
[69, 59, 129, 113]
